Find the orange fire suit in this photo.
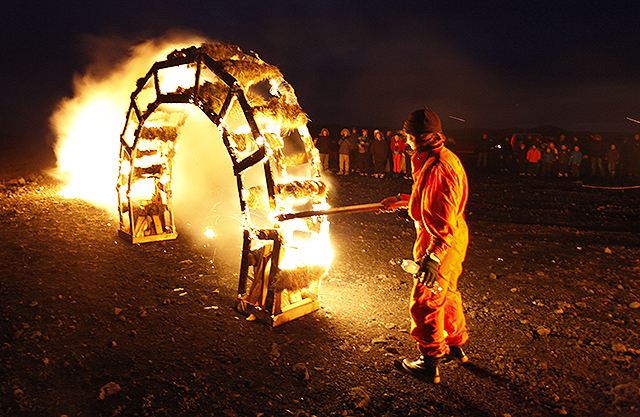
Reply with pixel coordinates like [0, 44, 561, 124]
[404, 145, 469, 357]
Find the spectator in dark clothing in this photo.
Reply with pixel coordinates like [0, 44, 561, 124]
[476, 133, 491, 169]
[337, 128, 355, 175]
[557, 144, 571, 177]
[499, 137, 514, 172]
[627, 134, 640, 178]
[355, 129, 371, 175]
[540, 146, 555, 178]
[385, 130, 395, 173]
[605, 144, 620, 177]
[569, 145, 583, 178]
[515, 143, 527, 175]
[370, 129, 389, 178]
[588, 135, 607, 177]
[314, 128, 332, 171]
[547, 142, 558, 176]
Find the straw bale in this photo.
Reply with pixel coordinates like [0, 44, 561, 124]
[273, 264, 327, 292]
[275, 180, 327, 200]
[139, 126, 179, 142]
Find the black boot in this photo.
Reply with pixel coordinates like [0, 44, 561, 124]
[442, 345, 469, 364]
[401, 355, 443, 383]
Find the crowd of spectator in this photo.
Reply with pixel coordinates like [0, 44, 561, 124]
[481, 133, 640, 181]
[314, 127, 417, 178]
[314, 128, 640, 182]
[314, 126, 460, 179]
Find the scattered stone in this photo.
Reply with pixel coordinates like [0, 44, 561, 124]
[629, 301, 640, 309]
[29, 331, 43, 339]
[575, 302, 587, 309]
[98, 382, 122, 400]
[536, 326, 551, 337]
[612, 343, 627, 353]
[371, 336, 390, 344]
[114, 308, 123, 315]
[348, 386, 371, 409]
[489, 273, 497, 279]
[270, 343, 280, 360]
[384, 346, 400, 354]
[292, 363, 310, 380]
[604, 247, 612, 254]
[611, 382, 640, 406]
[337, 343, 351, 352]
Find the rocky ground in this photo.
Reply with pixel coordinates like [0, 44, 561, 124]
[1, 156, 640, 417]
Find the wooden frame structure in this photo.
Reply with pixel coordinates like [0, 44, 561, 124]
[117, 44, 330, 325]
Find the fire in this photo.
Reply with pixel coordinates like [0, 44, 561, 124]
[53, 98, 122, 206]
[50, 34, 206, 210]
[52, 39, 333, 326]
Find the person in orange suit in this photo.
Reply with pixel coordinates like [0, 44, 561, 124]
[381, 108, 469, 383]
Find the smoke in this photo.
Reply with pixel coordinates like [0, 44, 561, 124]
[49, 29, 207, 208]
[171, 110, 243, 256]
[49, 30, 246, 261]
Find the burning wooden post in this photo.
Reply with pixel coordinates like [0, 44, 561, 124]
[116, 43, 332, 325]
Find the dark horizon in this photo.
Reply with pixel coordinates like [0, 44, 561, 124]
[3, 1, 640, 152]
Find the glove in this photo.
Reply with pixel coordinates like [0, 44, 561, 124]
[378, 196, 401, 213]
[416, 254, 440, 287]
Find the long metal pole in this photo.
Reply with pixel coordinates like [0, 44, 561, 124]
[275, 200, 408, 221]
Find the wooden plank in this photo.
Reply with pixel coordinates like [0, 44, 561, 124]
[152, 215, 163, 234]
[272, 298, 320, 327]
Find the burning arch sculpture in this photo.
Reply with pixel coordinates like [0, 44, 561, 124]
[116, 43, 332, 326]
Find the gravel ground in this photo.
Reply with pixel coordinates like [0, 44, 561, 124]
[1, 161, 640, 416]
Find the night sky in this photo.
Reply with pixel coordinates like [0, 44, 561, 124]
[3, 0, 640, 151]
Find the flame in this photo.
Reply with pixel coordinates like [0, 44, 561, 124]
[50, 34, 205, 210]
[278, 217, 334, 271]
[53, 98, 122, 207]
